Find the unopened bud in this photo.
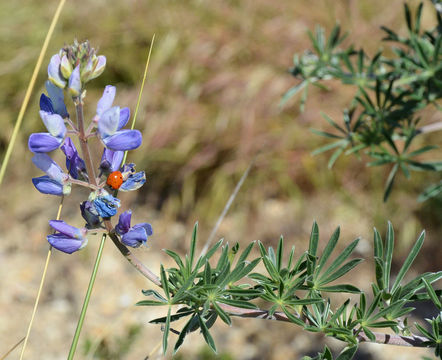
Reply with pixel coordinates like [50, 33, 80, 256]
[60, 54, 73, 79]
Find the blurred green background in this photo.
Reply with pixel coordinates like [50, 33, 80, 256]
[0, 0, 440, 359]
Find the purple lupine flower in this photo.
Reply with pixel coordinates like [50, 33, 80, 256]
[28, 110, 67, 153]
[80, 201, 101, 229]
[98, 106, 120, 136]
[44, 80, 69, 118]
[40, 94, 54, 114]
[32, 176, 64, 196]
[31, 153, 71, 195]
[61, 137, 86, 179]
[95, 86, 141, 151]
[96, 85, 116, 117]
[93, 191, 121, 218]
[115, 210, 153, 247]
[47, 54, 66, 88]
[95, 86, 130, 127]
[100, 148, 124, 174]
[68, 65, 81, 96]
[119, 163, 146, 192]
[28, 133, 64, 153]
[100, 130, 142, 151]
[115, 210, 132, 235]
[47, 220, 88, 254]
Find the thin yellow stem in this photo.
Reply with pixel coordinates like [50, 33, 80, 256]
[0, 337, 24, 360]
[0, 0, 67, 185]
[19, 199, 65, 360]
[146, 340, 162, 359]
[121, 34, 155, 165]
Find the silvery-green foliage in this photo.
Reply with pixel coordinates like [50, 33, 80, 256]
[283, 2, 442, 202]
[138, 222, 442, 359]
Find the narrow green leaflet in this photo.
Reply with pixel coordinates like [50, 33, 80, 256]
[390, 230, 425, 294]
[163, 307, 171, 354]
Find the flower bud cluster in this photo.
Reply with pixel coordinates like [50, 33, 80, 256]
[29, 41, 153, 254]
[48, 40, 106, 96]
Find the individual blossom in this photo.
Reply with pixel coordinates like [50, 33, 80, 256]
[82, 54, 106, 82]
[119, 163, 146, 192]
[99, 148, 124, 175]
[47, 54, 66, 89]
[47, 220, 88, 254]
[28, 110, 67, 153]
[60, 54, 73, 79]
[68, 65, 81, 96]
[31, 153, 71, 196]
[61, 137, 86, 180]
[92, 190, 121, 218]
[95, 86, 142, 151]
[80, 201, 101, 229]
[115, 210, 153, 248]
[40, 80, 69, 118]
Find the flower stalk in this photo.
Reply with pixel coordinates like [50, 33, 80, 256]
[67, 234, 107, 360]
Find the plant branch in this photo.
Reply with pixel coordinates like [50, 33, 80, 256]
[416, 121, 442, 135]
[74, 97, 97, 186]
[69, 177, 100, 190]
[216, 303, 430, 348]
[103, 220, 161, 287]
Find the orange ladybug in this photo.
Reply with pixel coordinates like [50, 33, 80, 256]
[106, 171, 124, 190]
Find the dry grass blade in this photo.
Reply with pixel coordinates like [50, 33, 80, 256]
[19, 198, 65, 359]
[0, 0, 67, 186]
[0, 337, 25, 360]
[200, 157, 256, 256]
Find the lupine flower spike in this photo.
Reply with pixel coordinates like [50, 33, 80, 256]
[28, 39, 152, 254]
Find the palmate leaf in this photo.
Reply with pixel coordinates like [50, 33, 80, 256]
[212, 301, 232, 326]
[163, 249, 185, 270]
[390, 230, 425, 294]
[318, 258, 364, 285]
[141, 289, 167, 302]
[149, 308, 194, 324]
[335, 345, 358, 360]
[173, 315, 195, 354]
[162, 307, 171, 354]
[399, 271, 442, 299]
[198, 314, 217, 353]
[136, 299, 168, 306]
[316, 226, 341, 276]
[305, 225, 362, 293]
[189, 222, 198, 271]
[384, 222, 394, 292]
[310, 128, 343, 139]
[316, 284, 361, 293]
[318, 238, 360, 280]
[280, 80, 307, 107]
[312, 139, 348, 156]
[160, 265, 171, 301]
[144, 219, 439, 356]
[309, 221, 320, 259]
[422, 279, 442, 310]
[328, 147, 345, 169]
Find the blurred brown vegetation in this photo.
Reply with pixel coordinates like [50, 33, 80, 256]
[0, 0, 440, 359]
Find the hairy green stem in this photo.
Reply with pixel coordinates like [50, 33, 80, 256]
[216, 303, 430, 348]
